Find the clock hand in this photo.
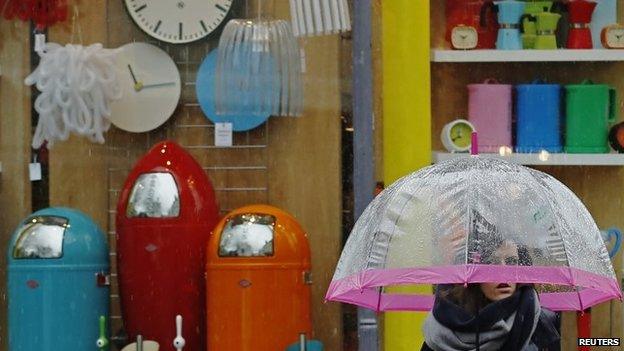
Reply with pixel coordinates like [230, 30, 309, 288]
[140, 82, 177, 89]
[127, 64, 144, 91]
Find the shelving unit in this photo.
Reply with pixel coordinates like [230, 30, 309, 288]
[433, 151, 624, 166]
[432, 49, 624, 63]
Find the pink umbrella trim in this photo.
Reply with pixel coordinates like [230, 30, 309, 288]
[325, 264, 622, 312]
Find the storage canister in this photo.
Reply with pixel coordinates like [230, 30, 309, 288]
[565, 80, 616, 153]
[468, 79, 513, 153]
[516, 81, 562, 153]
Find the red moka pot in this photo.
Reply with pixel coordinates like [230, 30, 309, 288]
[116, 141, 220, 351]
[566, 0, 596, 48]
[446, 0, 498, 49]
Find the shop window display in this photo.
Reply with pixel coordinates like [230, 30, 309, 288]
[1, 1, 624, 351]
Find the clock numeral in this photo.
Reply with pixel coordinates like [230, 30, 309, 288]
[215, 4, 228, 12]
[179, 22, 183, 40]
[154, 20, 162, 33]
[135, 4, 147, 12]
[200, 20, 208, 32]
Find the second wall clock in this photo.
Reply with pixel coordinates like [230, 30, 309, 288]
[124, 0, 233, 44]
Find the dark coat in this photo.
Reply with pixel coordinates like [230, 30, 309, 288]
[421, 298, 561, 351]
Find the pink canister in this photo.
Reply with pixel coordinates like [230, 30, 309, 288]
[468, 79, 513, 153]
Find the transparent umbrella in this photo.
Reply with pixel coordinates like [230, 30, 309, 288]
[326, 156, 621, 312]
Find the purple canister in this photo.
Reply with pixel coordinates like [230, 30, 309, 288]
[468, 79, 513, 153]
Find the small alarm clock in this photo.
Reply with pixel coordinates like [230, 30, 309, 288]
[441, 119, 475, 152]
[601, 24, 624, 49]
[451, 25, 478, 50]
[609, 122, 624, 153]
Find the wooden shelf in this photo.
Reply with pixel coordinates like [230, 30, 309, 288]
[431, 49, 624, 63]
[433, 151, 624, 166]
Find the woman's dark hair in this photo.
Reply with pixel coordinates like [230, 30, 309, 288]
[438, 241, 534, 313]
[438, 284, 491, 315]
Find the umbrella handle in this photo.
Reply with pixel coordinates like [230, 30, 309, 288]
[577, 309, 591, 351]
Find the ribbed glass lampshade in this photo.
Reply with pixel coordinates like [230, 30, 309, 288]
[215, 18, 303, 117]
[289, 0, 351, 37]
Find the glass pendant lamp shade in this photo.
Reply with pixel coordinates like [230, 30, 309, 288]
[215, 16, 303, 117]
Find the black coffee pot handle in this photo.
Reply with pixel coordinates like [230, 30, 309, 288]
[480, 1, 498, 28]
[551, 0, 568, 14]
[519, 14, 536, 34]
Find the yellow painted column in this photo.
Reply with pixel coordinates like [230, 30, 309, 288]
[382, 0, 431, 350]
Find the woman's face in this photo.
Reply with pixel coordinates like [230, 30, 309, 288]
[479, 241, 519, 301]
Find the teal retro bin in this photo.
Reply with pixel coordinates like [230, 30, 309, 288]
[7, 207, 110, 351]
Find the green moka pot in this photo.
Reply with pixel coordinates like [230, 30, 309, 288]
[565, 80, 617, 153]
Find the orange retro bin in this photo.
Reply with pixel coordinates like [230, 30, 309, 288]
[206, 205, 312, 351]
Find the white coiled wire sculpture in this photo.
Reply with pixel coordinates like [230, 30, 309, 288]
[26, 42, 121, 148]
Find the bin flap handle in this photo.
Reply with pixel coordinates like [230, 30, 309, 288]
[96, 316, 109, 351]
[173, 315, 186, 351]
[300, 333, 307, 351]
[303, 271, 313, 285]
[96, 272, 111, 287]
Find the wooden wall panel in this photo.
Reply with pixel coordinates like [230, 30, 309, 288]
[47, 0, 110, 229]
[430, 1, 624, 350]
[0, 20, 32, 350]
[267, 35, 343, 351]
[268, 4, 343, 351]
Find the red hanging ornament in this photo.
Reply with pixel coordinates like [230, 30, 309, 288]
[1, 0, 68, 28]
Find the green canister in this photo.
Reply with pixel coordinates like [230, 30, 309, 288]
[565, 80, 617, 153]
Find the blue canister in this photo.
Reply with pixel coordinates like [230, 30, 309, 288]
[8, 208, 110, 351]
[515, 81, 562, 153]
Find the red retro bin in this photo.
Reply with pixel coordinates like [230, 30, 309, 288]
[206, 205, 312, 351]
[116, 141, 219, 351]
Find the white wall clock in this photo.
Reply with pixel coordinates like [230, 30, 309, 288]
[109, 42, 181, 133]
[124, 0, 233, 44]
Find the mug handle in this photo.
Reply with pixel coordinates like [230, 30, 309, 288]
[609, 87, 617, 123]
[605, 228, 622, 259]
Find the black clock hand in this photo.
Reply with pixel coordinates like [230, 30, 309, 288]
[127, 64, 144, 91]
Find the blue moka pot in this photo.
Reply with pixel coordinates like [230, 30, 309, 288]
[8, 207, 110, 351]
[515, 81, 563, 153]
[494, 0, 526, 50]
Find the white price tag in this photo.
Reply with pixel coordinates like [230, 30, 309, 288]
[29, 162, 42, 181]
[34, 34, 46, 53]
[215, 122, 233, 147]
[300, 47, 307, 73]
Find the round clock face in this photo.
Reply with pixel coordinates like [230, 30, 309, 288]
[125, 0, 233, 44]
[442, 119, 475, 152]
[109, 42, 181, 133]
[451, 26, 478, 50]
[450, 122, 473, 149]
[196, 49, 270, 132]
[604, 27, 624, 48]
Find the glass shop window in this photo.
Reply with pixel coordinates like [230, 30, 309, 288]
[219, 214, 276, 257]
[127, 173, 180, 218]
[13, 216, 68, 259]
